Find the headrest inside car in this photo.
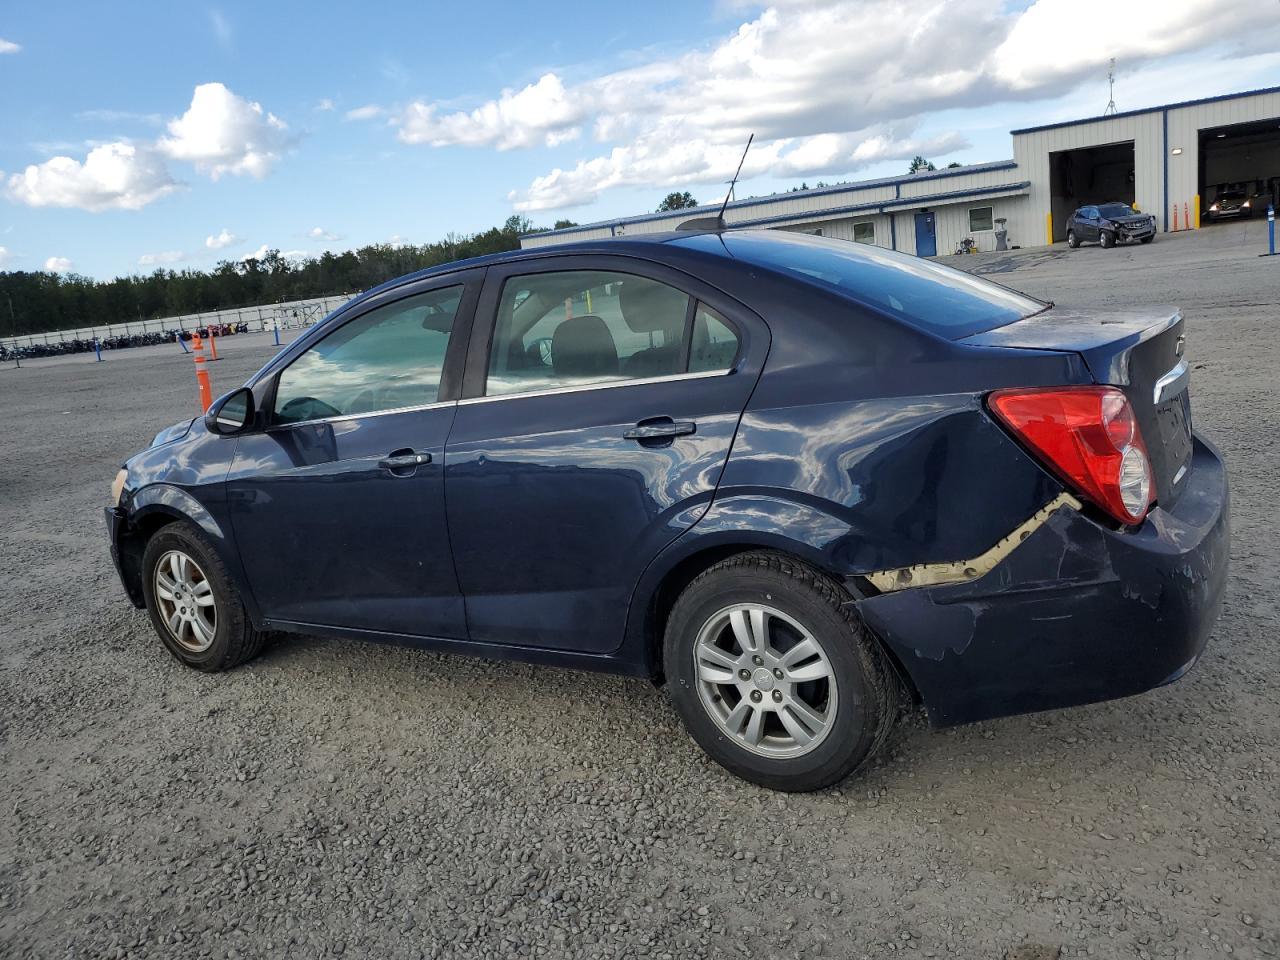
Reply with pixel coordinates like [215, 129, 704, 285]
[552, 315, 618, 379]
[619, 278, 688, 334]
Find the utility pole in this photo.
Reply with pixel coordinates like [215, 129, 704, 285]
[1104, 58, 1118, 116]
[4, 291, 20, 368]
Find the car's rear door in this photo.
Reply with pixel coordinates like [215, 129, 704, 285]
[227, 270, 482, 638]
[444, 255, 766, 653]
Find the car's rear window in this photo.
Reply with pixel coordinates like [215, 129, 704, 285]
[675, 230, 1043, 339]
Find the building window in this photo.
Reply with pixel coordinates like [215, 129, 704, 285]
[853, 221, 875, 244]
[968, 206, 994, 232]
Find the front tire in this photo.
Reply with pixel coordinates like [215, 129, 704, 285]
[1140, 235, 1154, 244]
[1100, 230, 1116, 248]
[141, 521, 267, 672]
[1066, 229, 1079, 248]
[664, 552, 899, 792]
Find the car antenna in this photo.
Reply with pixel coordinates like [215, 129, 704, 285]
[677, 134, 753, 232]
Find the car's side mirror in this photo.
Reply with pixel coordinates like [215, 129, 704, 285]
[205, 387, 256, 436]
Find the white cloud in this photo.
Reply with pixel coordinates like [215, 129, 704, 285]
[344, 104, 384, 121]
[158, 82, 292, 179]
[396, 73, 586, 149]
[5, 141, 180, 211]
[316, 98, 336, 112]
[0, 37, 21, 54]
[241, 244, 270, 261]
[382, 0, 1277, 210]
[0, 246, 9, 266]
[514, 124, 968, 211]
[206, 227, 239, 249]
[44, 256, 73, 272]
[138, 250, 185, 266]
[308, 226, 341, 241]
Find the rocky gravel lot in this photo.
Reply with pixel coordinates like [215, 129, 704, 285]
[2, 221, 1277, 959]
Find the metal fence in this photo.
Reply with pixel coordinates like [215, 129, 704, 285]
[0, 293, 357, 350]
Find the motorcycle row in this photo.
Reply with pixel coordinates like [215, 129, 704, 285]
[0, 321, 251, 362]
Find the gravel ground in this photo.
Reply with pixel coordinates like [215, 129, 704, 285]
[2, 221, 1277, 959]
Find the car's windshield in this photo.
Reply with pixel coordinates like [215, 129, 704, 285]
[677, 230, 1044, 340]
[1217, 190, 1245, 200]
[1097, 203, 1138, 218]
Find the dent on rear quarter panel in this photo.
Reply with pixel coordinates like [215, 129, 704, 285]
[702, 394, 1062, 575]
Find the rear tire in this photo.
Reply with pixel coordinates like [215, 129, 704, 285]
[664, 552, 899, 792]
[1100, 230, 1116, 248]
[141, 521, 267, 672]
[1066, 230, 1079, 248]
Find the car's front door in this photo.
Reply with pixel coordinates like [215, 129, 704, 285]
[444, 258, 766, 653]
[1079, 207, 1099, 241]
[226, 271, 481, 638]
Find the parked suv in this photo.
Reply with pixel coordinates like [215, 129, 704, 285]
[1066, 203, 1157, 248]
[106, 230, 1228, 791]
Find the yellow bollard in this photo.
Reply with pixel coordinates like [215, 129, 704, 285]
[1194, 195, 1200, 229]
[1045, 211, 1053, 245]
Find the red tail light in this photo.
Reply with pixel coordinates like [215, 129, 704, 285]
[988, 386, 1154, 525]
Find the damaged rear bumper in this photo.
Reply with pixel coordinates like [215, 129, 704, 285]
[857, 434, 1229, 727]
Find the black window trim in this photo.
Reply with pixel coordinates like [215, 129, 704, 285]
[460, 255, 750, 404]
[253, 268, 485, 431]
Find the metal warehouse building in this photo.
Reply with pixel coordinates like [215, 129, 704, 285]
[521, 86, 1280, 256]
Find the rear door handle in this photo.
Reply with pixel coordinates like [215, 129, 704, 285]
[378, 451, 431, 471]
[623, 419, 696, 441]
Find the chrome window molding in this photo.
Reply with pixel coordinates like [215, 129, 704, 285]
[1153, 359, 1189, 405]
[458, 367, 734, 406]
[266, 399, 455, 431]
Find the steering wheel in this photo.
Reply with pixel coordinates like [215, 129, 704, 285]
[277, 396, 341, 422]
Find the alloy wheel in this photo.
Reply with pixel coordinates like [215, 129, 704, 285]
[153, 550, 218, 653]
[693, 603, 838, 758]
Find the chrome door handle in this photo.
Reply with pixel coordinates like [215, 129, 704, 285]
[378, 452, 431, 470]
[623, 420, 696, 440]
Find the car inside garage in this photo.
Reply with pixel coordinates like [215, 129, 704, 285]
[1200, 118, 1280, 224]
[1047, 141, 1136, 240]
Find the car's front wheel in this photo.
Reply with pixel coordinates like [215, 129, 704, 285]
[141, 521, 268, 672]
[1100, 229, 1116, 248]
[664, 552, 899, 792]
[1140, 235, 1154, 244]
[1066, 229, 1079, 248]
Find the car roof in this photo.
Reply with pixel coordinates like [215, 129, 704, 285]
[345, 231, 703, 310]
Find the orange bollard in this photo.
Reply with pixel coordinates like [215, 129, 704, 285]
[1184, 202, 1191, 229]
[207, 329, 220, 361]
[1172, 205, 1179, 231]
[191, 332, 213, 412]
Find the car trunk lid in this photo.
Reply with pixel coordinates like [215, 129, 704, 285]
[962, 306, 1193, 508]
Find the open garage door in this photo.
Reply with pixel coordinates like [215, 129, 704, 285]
[1200, 118, 1280, 226]
[1048, 141, 1136, 241]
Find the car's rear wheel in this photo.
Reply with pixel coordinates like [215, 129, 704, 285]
[664, 552, 899, 792]
[1066, 229, 1079, 248]
[141, 521, 267, 672]
[1100, 229, 1116, 248]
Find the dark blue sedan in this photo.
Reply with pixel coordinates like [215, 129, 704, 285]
[106, 229, 1229, 791]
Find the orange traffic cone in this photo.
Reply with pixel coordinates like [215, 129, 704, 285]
[192, 332, 213, 412]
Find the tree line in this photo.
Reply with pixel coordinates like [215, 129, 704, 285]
[0, 215, 565, 337]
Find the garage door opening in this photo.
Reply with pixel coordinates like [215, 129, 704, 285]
[1048, 141, 1136, 241]
[1200, 117, 1280, 226]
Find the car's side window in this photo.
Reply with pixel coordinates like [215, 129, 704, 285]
[486, 270, 694, 397]
[273, 286, 463, 425]
[689, 304, 740, 373]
